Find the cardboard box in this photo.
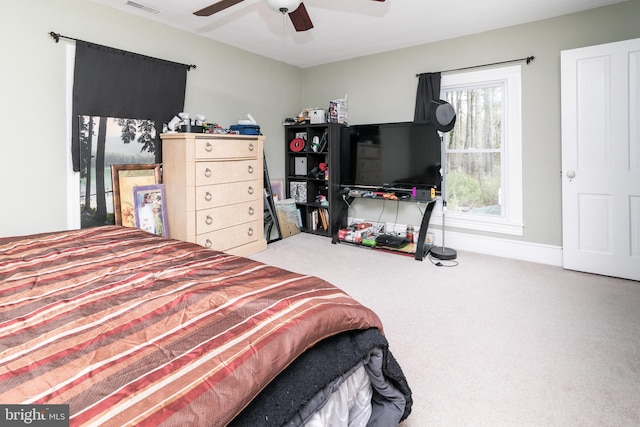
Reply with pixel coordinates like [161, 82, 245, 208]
[275, 198, 301, 239]
[310, 109, 325, 124]
[354, 226, 374, 241]
[294, 157, 307, 176]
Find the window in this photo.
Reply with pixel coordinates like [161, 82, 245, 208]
[439, 65, 523, 235]
[78, 116, 157, 228]
[66, 40, 187, 229]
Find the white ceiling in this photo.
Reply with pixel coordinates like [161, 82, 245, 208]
[90, 0, 626, 68]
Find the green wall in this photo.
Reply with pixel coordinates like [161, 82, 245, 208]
[1, 0, 638, 251]
[301, 0, 640, 247]
[0, 0, 301, 237]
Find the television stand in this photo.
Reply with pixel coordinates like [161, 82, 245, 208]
[332, 187, 438, 261]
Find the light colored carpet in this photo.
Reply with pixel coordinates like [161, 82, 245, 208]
[249, 233, 640, 426]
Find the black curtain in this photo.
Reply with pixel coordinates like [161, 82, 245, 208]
[414, 72, 441, 122]
[71, 41, 188, 171]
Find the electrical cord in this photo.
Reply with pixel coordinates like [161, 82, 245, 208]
[427, 249, 459, 267]
[376, 199, 402, 235]
[375, 199, 386, 232]
[392, 200, 400, 234]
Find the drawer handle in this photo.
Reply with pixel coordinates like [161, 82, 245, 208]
[247, 186, 254, 195]
[248, 142, 255, 152]
[205, 142, 213, 152]
[248, 206, 255, 215]
[204, 168, 212, 178]
[247, 165, 254, 174]
[206, 215, 213, 225]
[205, 239, 213, 248]
[247, 227, 254, 236]
[205, 191, 212, 201]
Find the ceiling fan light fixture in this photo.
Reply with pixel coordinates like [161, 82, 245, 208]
[264, 0, 302, 14]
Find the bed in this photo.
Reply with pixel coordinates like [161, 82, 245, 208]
[0, 226, 412, 426]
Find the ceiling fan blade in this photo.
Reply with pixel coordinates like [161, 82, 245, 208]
[288, 2, 313, 32]
[194, 0, 244, 16]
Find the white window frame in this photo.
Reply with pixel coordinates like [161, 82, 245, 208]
[437, 65, 523, 236]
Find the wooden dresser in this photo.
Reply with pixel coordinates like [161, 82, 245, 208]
[161, 133, 267, 256]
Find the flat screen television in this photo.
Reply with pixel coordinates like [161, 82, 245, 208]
[340, 121, 442, 192]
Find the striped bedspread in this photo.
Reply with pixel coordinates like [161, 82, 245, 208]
[0, 226, 384, 426]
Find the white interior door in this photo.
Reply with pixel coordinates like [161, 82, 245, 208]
[561, 38, 640, 281]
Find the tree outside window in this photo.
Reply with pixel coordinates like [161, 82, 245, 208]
[79, 116, 157, 228]
[439, 66, 523, 236]
[443, 84, 504, 215]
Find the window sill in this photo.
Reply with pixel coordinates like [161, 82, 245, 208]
[428, 212, 524, 236]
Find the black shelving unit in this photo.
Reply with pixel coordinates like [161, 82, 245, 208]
[284, 122, 343, 237]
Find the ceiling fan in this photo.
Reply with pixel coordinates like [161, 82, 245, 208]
[194, 0, 386, 32]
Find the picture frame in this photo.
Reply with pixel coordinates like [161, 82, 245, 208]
[270, 179, 284, 202]
[111, 164, 162, 227]
[133, 184, 168, 237]
[289, 181, 307, 204]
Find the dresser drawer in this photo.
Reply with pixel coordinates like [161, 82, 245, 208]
[196, 220, 259, 251]
[195, 181, 259, 209]
[196, 200, 260, 233]
[195, 160, 259, 185]
[162, 133, 265, 255]
[195, 138, 258, 160]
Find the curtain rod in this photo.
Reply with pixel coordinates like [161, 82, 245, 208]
[416, 55, 534, 77]
[49, 31, 197, 71]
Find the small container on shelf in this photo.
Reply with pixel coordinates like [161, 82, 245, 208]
[406, 225, 414, 243]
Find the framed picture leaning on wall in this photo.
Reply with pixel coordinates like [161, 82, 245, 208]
[111, 164, 162, 228]
[133, 184, 168, 237]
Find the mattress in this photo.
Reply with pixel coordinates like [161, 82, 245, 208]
[0, 226, 411, 426]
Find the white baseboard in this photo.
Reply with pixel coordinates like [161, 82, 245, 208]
[436, 229, 563, 266]
[346, 217, 563, 266]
